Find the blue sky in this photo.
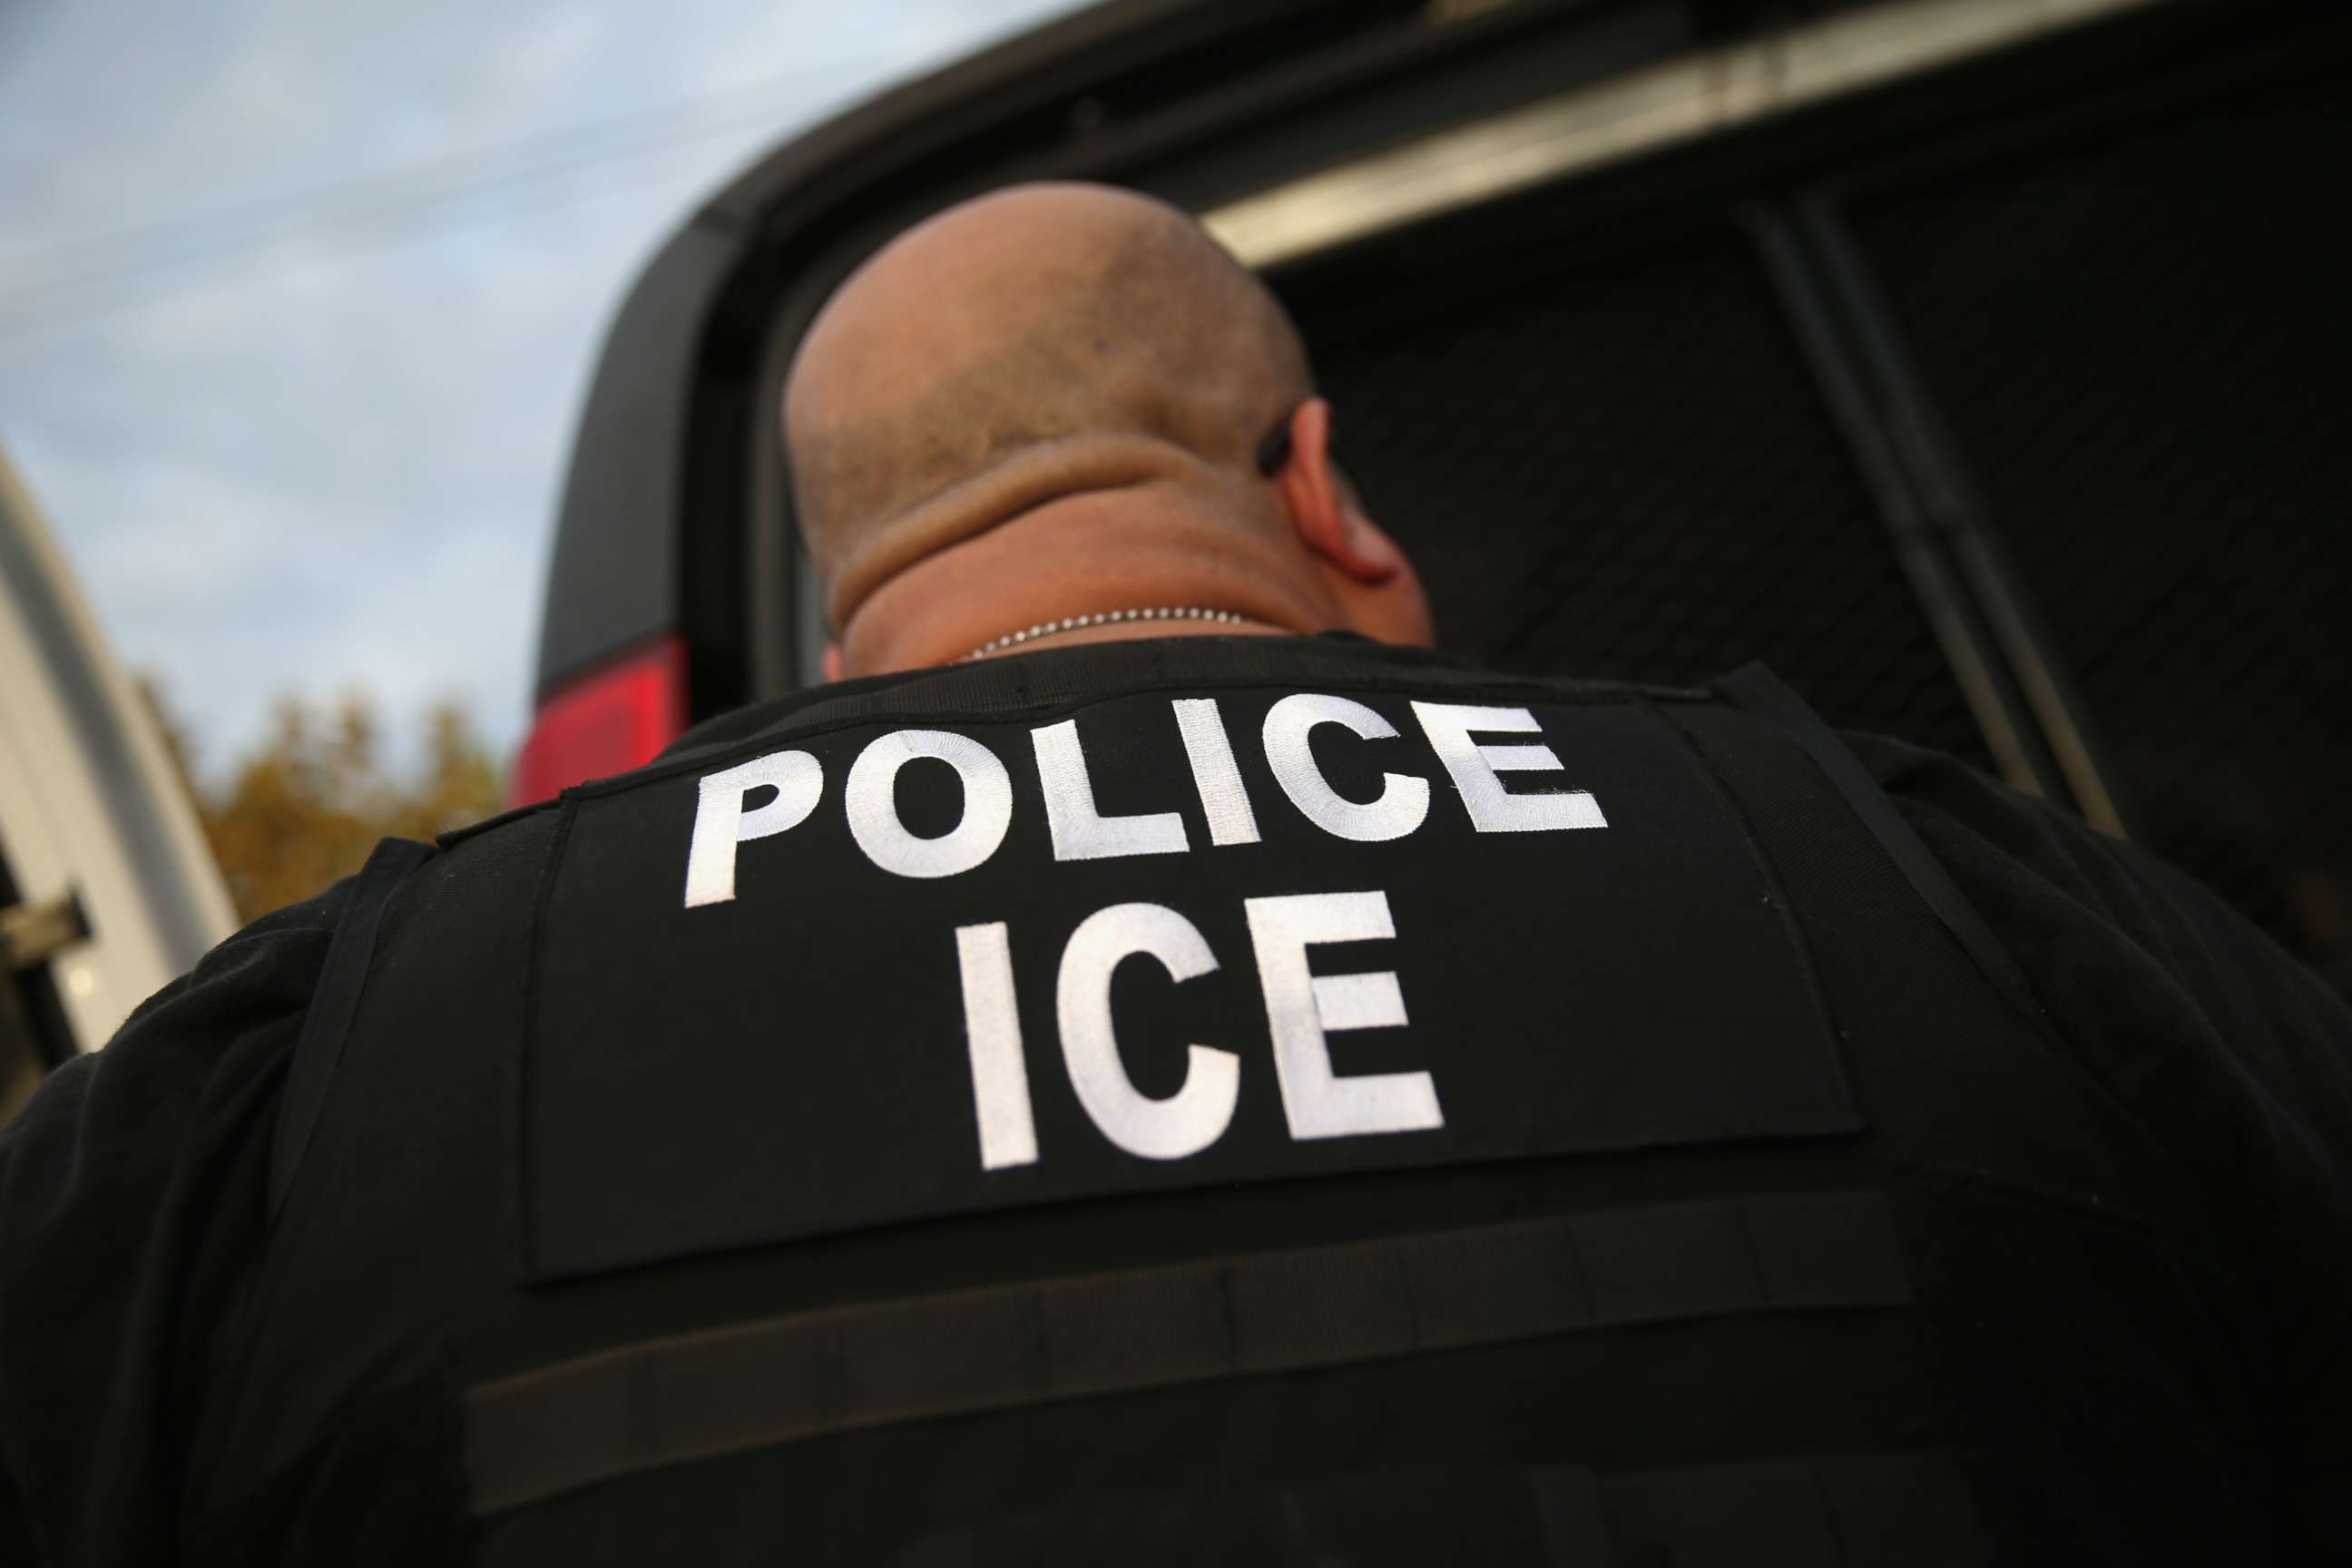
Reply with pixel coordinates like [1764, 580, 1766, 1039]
[0, 0, 1074, 781]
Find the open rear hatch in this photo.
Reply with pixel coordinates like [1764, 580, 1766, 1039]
[524, 0, 2352, 988]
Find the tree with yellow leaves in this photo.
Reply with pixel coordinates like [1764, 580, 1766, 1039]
[143, 681, 505, 926]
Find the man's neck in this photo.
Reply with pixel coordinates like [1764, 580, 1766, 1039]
[835, 486, 1346, 676]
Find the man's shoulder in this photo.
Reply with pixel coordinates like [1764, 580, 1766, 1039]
[1848, 724, 2352, 1174]
[0, 874, 365, 1561]
[0, 877, 355, 1167]
[1849, 726, 2310, 997]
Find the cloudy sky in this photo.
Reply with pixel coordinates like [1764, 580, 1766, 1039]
[0, 0, 1073, 781]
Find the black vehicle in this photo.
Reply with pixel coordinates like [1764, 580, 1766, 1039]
[518, 0, 2352, 993]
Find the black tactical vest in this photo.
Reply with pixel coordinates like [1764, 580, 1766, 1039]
[188, 640, 2278, 1564]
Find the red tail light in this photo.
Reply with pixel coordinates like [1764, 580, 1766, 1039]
[510, 635, 689, 807]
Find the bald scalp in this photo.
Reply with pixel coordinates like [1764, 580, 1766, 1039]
[784, 184, 1314, 626]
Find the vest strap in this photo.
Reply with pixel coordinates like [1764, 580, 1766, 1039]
[269, 837, 436, 1223]
[900, 1453, 1985, 1566]
[1715, 663, 2042, 1024]
[464, 1191, 1909, 1516]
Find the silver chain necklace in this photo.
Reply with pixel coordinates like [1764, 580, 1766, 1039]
[959, 606, 1247, 662]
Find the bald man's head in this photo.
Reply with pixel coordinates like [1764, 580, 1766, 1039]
[784, 183, 1316, 629]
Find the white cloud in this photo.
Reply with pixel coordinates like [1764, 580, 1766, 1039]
[0, 0, 1079, 781]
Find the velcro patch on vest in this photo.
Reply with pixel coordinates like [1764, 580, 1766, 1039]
[524, 688, 1851, 1279]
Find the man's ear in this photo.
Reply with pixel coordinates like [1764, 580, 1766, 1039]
[821, 641, 847, 682]
[1278, 397, 1405, 584]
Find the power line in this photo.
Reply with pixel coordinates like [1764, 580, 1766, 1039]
[0, 51, 900, 331]
[12, 57, 872, 269]
[1, 143, 738, 345]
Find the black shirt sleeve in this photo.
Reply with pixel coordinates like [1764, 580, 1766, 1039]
[1853, 730, 2352, 1536]
[0, 878, 350, 1567]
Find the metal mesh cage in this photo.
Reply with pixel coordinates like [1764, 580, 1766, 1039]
[1278, 216, 1996, 769]
[1851, 79, 2352, 988]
